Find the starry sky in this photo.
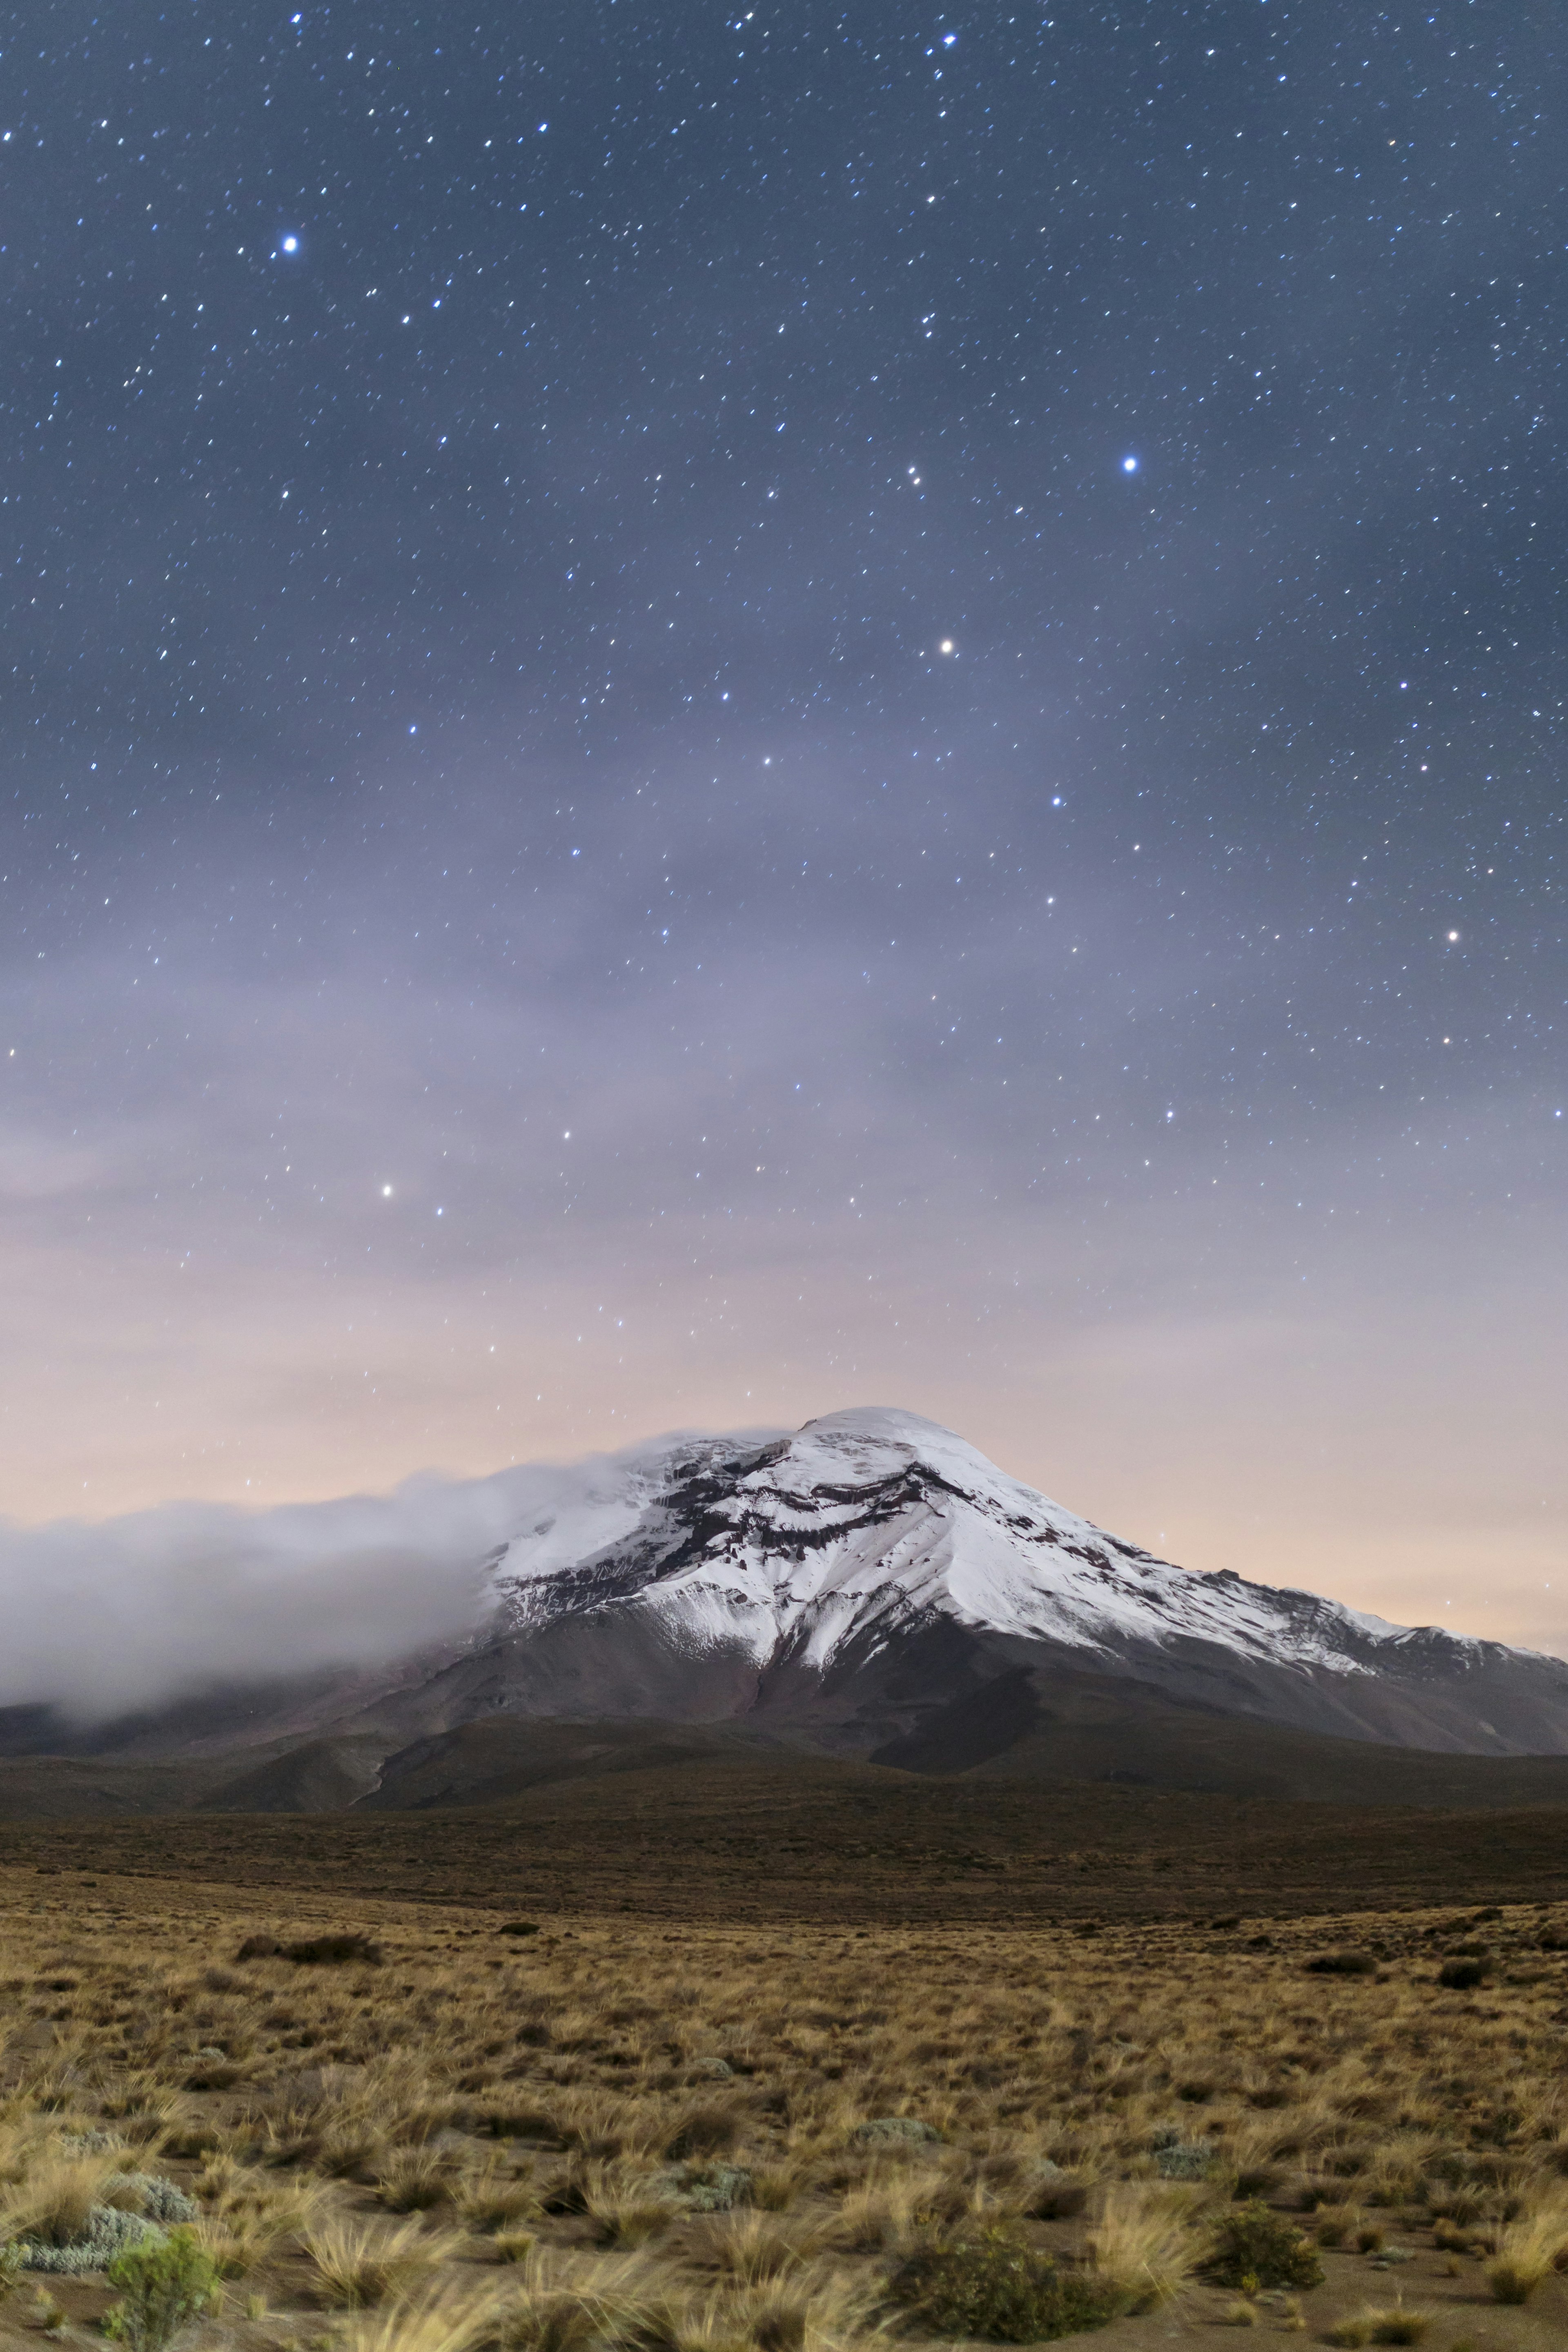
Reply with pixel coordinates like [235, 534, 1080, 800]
[2, 0, 1563, 1646]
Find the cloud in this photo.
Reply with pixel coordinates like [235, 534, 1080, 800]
[0, 1430, 792, 1728]
[0, 1476, 516, 1724]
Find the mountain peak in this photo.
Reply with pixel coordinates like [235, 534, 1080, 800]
[460, 1407, 1568, 1759]
[489, 1407, 1430, 1673]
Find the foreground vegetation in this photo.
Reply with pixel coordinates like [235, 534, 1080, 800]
[3, 1866, 1568, 2352]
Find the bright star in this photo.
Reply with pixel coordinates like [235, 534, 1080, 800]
[940, 639, 955, 654]
[281, 235, 298, 254]
[1122, 454, 1139, 473]
[381, 1184, 393, 1197]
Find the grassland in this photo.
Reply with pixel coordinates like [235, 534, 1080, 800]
[5, 1854, 1568, 2352]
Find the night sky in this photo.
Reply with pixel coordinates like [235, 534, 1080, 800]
[2, 1, 1563, 1645]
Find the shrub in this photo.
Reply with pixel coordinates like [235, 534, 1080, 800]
[657, 2161, 753, 2213]
[499, 1922, 541, 1938]
[1305, 1954, 1376, 1978]
[104, 2229, 219, 2352]
[1203, 2205, 1324, 2292]
[105, 2176, 199, 2229]
[234, 1936, 279, 1961]
[853, 2116, 941, 2146]
[283, 1933, 383, 1967]
[890, 2226, 1126, 2342]
[1439, 1959, 1486, 1991]
[0, 2241, 23, 2301]
[1151, 2131, 1214, 2182]
[19, 2207, 165, 2277]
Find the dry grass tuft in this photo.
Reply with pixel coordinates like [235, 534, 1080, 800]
[701, 2212, 817, 2285]
[303, 2214, 455, 2307]
[1085, 2184, 1197, 2309]
[0, 2145, 121, 2247]
[376, 2146, 455, 2212]
[1486, 2198, 1568, 2303]
[1327, 2303, 1435, 2346]
[341, 2283, 509, 2352]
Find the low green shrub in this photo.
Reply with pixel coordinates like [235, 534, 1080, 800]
[1305, 1953, 1376, 1978]
[891, 2226, 1125, 2342]
[104, 2230, 219, 2352]
[1203, 2204, 1325, 2292]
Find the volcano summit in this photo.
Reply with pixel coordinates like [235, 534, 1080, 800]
[5, 1410, 1566, 1804]
[338, 1408, 1568, 1765]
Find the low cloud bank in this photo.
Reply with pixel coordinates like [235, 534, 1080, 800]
[0, 1435, 752, 1725]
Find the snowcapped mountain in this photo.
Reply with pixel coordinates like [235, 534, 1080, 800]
[488, 1408, 1389, 1673]
[364, 1406, 1568, 1759]
[4, 1408, 1566, 1796]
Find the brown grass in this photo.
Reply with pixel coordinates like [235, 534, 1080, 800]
[2, 1865, 1568, 2352]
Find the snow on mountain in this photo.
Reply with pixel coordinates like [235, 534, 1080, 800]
[485, 1405, 1479, 1684]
